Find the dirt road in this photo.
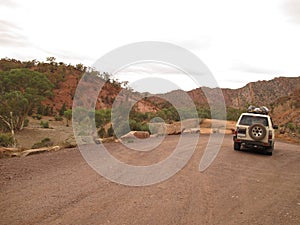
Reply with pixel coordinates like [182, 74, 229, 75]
[1, 135, 299, 225]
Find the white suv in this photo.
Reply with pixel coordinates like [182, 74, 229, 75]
[233, 106, 278, 155]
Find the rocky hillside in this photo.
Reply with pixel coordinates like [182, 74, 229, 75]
[271, 88, 300, 134]
[187, 76, 300, 108]
[1, 58, 299, 124]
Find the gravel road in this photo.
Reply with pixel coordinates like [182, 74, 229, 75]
[1, 135, 299, 225]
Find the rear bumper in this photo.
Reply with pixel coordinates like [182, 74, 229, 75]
[233, 136, 272, 148]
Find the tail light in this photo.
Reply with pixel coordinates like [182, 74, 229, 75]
[234, 126, 239, 135]
[268, 130, 272, 140]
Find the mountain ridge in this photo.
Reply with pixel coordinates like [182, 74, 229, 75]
[150, 76, 300, 109]
[0, 58, 299, 128]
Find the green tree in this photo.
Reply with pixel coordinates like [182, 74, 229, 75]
[0, 69, 53, 133]
[59, 103, 67, 116]
[75, 63, 84, 71]
[64, 109, 72, 126]
[0, 91, 29, 135]
[46, 56, 56, 64]
[95, 109, 111, 128]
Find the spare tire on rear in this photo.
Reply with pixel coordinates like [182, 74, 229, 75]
[249, 123, 266, 141]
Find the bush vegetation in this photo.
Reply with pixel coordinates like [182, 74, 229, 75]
[0, 68, 53, 132]
[0, 58, 257, 142]
[40, 120, 49, 128]
[23, 118, 29, 127]
[97, 127, 107, 138]
[31, 137, 53, 149]
[63, 109, 72, 126]
[54, 115, 64, 121]
[0, 133, 15, 147]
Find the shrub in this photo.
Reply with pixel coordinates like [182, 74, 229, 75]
[197, 107, 211, 119]
[36, 114, 42, 120]
[286, 122, 296, 132]
[98, 127, 107, 138]
[107, 125, 114, 137]
[23, 118, 29, 127]
[0, 133, 14, 147]
[140, 123, 150, 132]
[31, 137, 53, 149]
[226, 107, 246, 121]
[129, 119, 150, 133]
[54, 115, 63, 121]
[59, 103, 67, 116]
[95, 109, 111, 128]
[63, 109, 72, 126]
[40, 120, 49, 128]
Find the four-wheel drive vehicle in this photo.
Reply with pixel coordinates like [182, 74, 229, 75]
[233, 107, 278, 155]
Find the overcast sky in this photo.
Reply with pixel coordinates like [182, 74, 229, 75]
[1, 0, 300, 92]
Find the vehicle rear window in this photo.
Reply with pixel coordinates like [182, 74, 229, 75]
[239, 115, 269, 126]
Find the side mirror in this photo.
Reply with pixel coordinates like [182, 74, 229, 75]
[273, 125, 278, 129]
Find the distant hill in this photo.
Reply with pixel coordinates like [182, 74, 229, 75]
[186, 77, 300, 108]
[271, 88, 300, 130]
[1, 58, 299, 129]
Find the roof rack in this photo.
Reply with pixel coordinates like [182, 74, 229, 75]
[247, 105, 269, 115]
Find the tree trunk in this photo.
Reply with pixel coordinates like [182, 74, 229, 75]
[10, 112, 17, 148]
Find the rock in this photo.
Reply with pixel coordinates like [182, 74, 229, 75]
[165, 123, 182, 135]
[182, 128, 200, 134]
[133, 131, 150, 139]
[120, 131, 150, 141]
[63, 136, 77, 148]
[94, 138, 101, 144]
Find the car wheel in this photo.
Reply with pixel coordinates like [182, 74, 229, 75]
[265, 144, 274, 156]
[249, 124, 266, 141]
[234, 142, 241, 151]
[265, 150, 273, 156]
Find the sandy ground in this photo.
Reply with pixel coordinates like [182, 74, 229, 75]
[14, 117, 74, 149]
[0, 134, 299, 225]
[14, 118, 235, 149]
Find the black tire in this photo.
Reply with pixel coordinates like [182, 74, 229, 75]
[249, 124, 266, 141]
[234, 142, 241, 151]
[265, 150, 273, 156]
[265, 144, 274, 156]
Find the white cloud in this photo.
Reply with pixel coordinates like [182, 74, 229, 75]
[0, 0, 18, 8]
[115, 62, 199, 93]
[0, 0, 299, 90]
[282, 0, 300, 24]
